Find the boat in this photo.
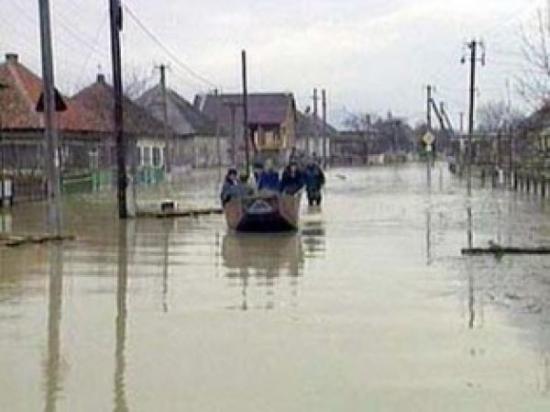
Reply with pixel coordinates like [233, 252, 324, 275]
[223, 191, 303, 232]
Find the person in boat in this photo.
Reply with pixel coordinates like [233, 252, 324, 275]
[237, 170, 255, 197]
[257, 158, 280, 193]
[252, 160, 264, 186]
[304, 158, 325, 206]
[220, 168, 239, 206]
[220, 169, 255, 206]
[280, 161, 304, 195]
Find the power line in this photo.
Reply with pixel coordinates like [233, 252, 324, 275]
[122, 4, 218, 90]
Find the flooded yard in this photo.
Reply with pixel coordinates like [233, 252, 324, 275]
[2, 163, 550, 411]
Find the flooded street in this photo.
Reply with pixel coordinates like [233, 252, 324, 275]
[2, 163, 550, 411]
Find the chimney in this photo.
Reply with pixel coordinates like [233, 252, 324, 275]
[5, 53, 18, 64]
[193, 95, 203, 110]
[97, 73, 106, 84]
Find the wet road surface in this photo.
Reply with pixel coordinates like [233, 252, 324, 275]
[1, 163, 550, 411]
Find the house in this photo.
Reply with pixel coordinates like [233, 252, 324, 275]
[197, 93, 297, 165]
[295, 110, 338, 158]
[137, 85, 228, 168]
[72, 74, 169, 185]
[330, 131, 371, 165]
[0, 53, 104, 199]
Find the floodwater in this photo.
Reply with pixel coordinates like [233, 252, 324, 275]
[1, 163, 550, 411]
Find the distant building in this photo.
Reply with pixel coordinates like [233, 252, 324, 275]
[197, 93, 297, 165]
[330, 131, 372, 165]
[295, 110, 338, 159]
[512, 104, 550, 169]
[137, 85, 228, 168]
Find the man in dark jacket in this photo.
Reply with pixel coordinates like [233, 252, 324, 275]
[304, 160, 325, 206]
[280, 161, 304, 195]
[220, 168, 239, 206]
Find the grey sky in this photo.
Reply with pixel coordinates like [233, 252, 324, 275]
[0, 0, 543, 127]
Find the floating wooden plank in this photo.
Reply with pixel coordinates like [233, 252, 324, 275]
[0, 234, 75, 248]
[462, 247, 550, 255]
[137, 207, 223, 219]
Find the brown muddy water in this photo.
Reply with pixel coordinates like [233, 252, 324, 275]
[1, 163, 550, 411]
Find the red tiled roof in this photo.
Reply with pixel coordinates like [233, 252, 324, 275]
[0, 53, 97, 132]
[72, 75, 167, 136]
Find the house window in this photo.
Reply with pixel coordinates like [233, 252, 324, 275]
[89, 148, 99, 169]
[152, 147, 162, 167]
[136, 146, 142, 166]
[143, 146, 152, 166]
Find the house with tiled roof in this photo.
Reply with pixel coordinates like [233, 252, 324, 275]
[72, 74, 170, 184]
[197, 92, 297, 165]
[0, 53, 111, 199]
[0, 53, 170, 201]
[137, 85, 229, 168]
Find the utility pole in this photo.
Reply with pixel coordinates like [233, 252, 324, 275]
[313, 88, 319, 157]
[426, 85, 433, 130]
[158, 64, 171, 174]
[241, 50, 250, 176]
[440, 102, 454, 135]
[224, 101, 241, 165]
[426, 85, 434, 186]
[463, 39, 485, 196]
[38, 0, 62, 235]
[506, 78, 513, 179]
[109, 0, 127, 218]
[0, 83, 6, 207]
[459, 112, 464, 134]
[322, 89, 327, 168]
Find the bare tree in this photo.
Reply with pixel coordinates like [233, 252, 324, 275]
[123, 67, 156, 100]
[477, 100, 524, 132]
[518, 7, 550, 107]
[342, 112, 377, 133]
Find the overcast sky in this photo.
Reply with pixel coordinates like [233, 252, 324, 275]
[0, 0, 544, 128]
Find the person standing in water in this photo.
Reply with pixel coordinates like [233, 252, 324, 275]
[304, 158, 325, 206]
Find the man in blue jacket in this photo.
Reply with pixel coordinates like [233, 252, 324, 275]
[257, 159, 280, 192]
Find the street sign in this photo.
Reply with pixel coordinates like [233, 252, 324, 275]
[422, 132, 435, 146]
[426, 144, 433, 153]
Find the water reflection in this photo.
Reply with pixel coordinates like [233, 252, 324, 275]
[301, 218, 326, 257]
[222, 233, 305, 311]
[114, 222, 130, 412]
[0, 210, 11, 233]
[44, 245, 64, 412]
[467, 206, 473, 249]
[160, 220, 173, 313]
[426, 208, 432, 265]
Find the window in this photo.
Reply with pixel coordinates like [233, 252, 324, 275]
[143, 146, 152, 166]
[152, 147, 162, 167]
[136, 146, 142, 166]
[89, 148, 99, 169]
